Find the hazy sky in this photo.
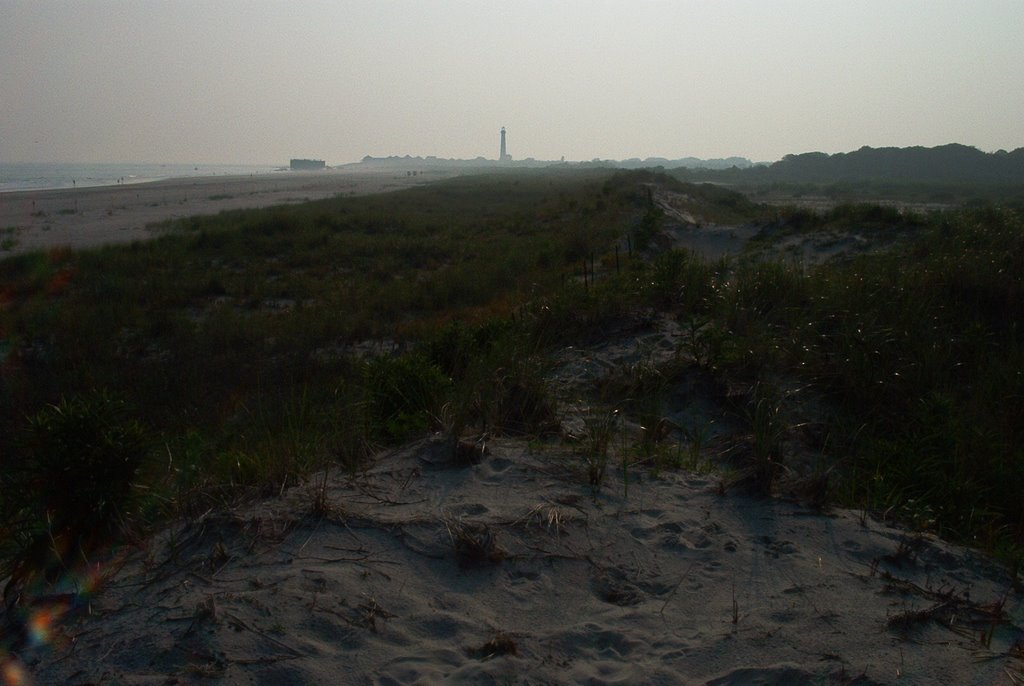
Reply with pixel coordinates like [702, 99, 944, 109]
[2, 0, 1022, 165]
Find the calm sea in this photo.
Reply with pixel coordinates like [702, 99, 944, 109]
[0, 162, 282, 193]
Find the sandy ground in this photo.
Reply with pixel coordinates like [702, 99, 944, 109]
[650, 187, 920, 266]
[0, 169, 449, 256]
[649, 187, 762, 262]
[7, 436, 1023, 685]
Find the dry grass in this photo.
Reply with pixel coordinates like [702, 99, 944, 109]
[468, 631, 518, 659]
[444, 517, 506, 568]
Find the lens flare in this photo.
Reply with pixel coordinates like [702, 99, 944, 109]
[1, 544, 126, 684]
[26, 606, 60, 649]
[1, 657, 30, 686]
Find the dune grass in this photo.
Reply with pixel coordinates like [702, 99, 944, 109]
[0, 170, 652, 567]
[628, 204, 1023, 543]
[1, 168, 1022, 579]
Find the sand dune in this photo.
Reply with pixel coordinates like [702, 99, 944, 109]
[4, 174, 1023, 683]
[5, 432, 1022, 684]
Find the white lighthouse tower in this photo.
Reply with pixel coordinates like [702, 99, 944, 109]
[499, 127, 511, 162]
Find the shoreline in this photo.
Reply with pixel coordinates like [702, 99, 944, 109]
[0, 169, 452, 256]
[0, 162, 282, 194]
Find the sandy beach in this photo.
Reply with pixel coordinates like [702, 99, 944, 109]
[0, 169, 447, 256]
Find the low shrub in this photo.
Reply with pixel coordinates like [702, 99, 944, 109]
[20, 393, 148, 537]
[363, 353, 449, 442]
[2, 392, 149, 592]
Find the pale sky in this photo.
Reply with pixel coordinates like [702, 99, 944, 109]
[2, 0, 1022, 165]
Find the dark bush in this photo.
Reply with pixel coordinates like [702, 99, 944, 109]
[364, 354, 449, 442]
[20, 393, 148, 539]
[1, 392, 149, 596]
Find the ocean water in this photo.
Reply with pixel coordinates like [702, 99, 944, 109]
[0, 162, 281, 193]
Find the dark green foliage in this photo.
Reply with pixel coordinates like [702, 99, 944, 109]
[740, 382, 788, 495]
[3, 167, 1022, 566]
[823, 202, 913, 229]
[741, 207, 1024, 539]
[24, 393, 147, 531]
[1, 393, 148, 581]
[0, 169, 639, 433]
[475, 353, 558, 437]
[632, 207, 663, 250]
[641, 249, 725, 313]
[0, 170, 671, 570]
[618, 204, 1024, 542]
[426, 320, 511, 379]
[426, 320, 557, 437]
[364, 354, 449, 442]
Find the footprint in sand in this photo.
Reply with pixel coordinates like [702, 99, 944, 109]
[591, 573, 643, 606]
[759, 538, 799, 558]
[449, 503, 489, 517]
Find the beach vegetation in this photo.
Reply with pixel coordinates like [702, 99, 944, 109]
[581, 407, 618, 493]
[445, 516, 506, 567]
[1, 167, 1023, 583]
[1, 392, 149, 590]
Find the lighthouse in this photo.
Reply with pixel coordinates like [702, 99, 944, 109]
[499, 127, 510, 162]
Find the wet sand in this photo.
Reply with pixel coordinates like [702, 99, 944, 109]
[0, 169, 448, 256]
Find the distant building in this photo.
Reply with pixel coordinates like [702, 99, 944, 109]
[290, 158, 326, 170]
[499, 128, 511, 162]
